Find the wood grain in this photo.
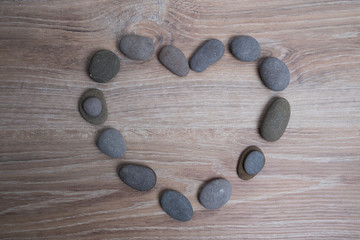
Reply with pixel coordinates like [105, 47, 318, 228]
[1, 0, 360, 239]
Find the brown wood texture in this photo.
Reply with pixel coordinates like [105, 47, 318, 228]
[1, 0, 360, 239]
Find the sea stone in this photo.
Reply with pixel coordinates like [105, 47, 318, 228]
[190, 39, 225, 72]
[261, 97, 291, 142]
[97, 128, 126, 158]
[259, 57, 290, 91]
[119, 35, 154, 61]
[88, 50, 120, 83]
[230, 35, 260, 62]
[82, 97, 102, 117]
[118, 164, 156, 191]
[78, 88, 108, 125]
[199, 178, 232, 210]
[160, 190, 193, 222]
[159, 45, 189, 77]
[244, 151, 265, 175]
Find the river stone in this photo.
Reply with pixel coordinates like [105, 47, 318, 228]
[199, 178, 232, 210]
[160, 190, 193, 222]
[88, 50, 120, 83]
[244, 151, 265, 175]
[230, 35, 260, 62]
[78, 88, 107, 125]
[119, 35, 154, 61]
[82, 97, 102, 117]
[259, 57, 290, 91]
[261, 97, 291, 142]
[97, 128, 126, 158]
[118, 164, 156, 191]
[159, 45, 189, 77]
[190, 39, 225, 72]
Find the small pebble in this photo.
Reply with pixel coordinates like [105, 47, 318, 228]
[78, 88, 107, 125]
[97, 128, 126, 158]
[261, 97, 291, 142]
[190, 39, 225, 72]
[160, 190, 193, 222]
[118, 164, 156, 191]
[88, 50, 120, 83]
[199, 178, 232, 210]
[230, 35, 260, 62]
[119, 35, 154, 61]
[259, 57, 290, 91]
[82, 97, 102, 117]
[244, 151, 265, 175]
[159, 45, 189, 77]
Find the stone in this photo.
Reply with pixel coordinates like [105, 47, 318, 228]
[97, 128, 126, 158]
[199, 178, 232, 210]
[230, 35, 260, 62]
[261, 97, 291, 142]
[118, 164, 156, 191]
[259, 57, 290, 91]
[88, 50, 120, 83]
[244, 151, 265, 175]
[159, 45, 189, 77]
[82, 97, 102, 117]
[190, 39, 225, 72]
[160, 190, 193, 222]
[78, 88, 107, 125]
[119, 35, 154, 61]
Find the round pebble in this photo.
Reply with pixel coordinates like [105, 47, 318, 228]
[97, 128, 126, 158]
[190, 39, 225, 72]
[88, 50, 120, 83]
[199, 178, 232, 210]
[118, 164, 156, 191]
[244, 151, 265, 175]
[261, 97, 291, 142]
[78, 88, 108, 125]
[159, 45, 189, 77]
[259, 57, 290, 91]
[119, 35, 154, 61]
[230, 35, 260, 62]
[160, 190, 193, 222]
[82, 97, 102, 117]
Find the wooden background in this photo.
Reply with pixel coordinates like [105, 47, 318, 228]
[1, 0, 359, 239]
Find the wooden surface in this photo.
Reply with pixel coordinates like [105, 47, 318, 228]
[1, 0, 360, 239]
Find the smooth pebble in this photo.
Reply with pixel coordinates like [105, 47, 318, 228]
[244, 151, 265, 175]
[119, 35, 154, 61]
[230, 35, 260, 62]
[88, 50, 120, 83]
[97, 128, 126, 158]
[118, 164, 156, 191]
[160, 190, 193, 222]
[159, 45, 189, 77]
[78, 88, 107, 125]
[199, 178, 232, 210]
[259, 57, 290, 91]
[82, 97, 102, 117]
[190, 39, 225, 72]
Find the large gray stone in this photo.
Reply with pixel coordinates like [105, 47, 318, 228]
[88, 50, 120, 83]
[119, 164, 156, 191]
[160, 190, 193, 222]
[97, 128, 126, 158]
[190, 39, 225, 72]
[230, 35, 260, 62]
[159, 45, 189, 77]
[199, 178, 232, 210]
[259, 57, 290, 91]
[119, 35, 154, 61]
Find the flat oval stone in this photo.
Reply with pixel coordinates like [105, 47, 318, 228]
[159, 45, 189, 77]
[259, 57, 290, 91]
[244, 151, 265, 175]
[230, 35, 260, 62]
[82, 97, 102, 117]
[160, 190, 193, 222]
[88, 50, 120, 83]
[78, 88, 108, 125]
[261, 97, 291, 142]
[118, 164, 156, 191]
[97, 128, 126, 158]
[119, 35, 154, 61]
[190, 39, 225, 72]
[199, 178, 232, 210]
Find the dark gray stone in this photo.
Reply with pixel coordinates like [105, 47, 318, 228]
[199, 178, 232, 210]
[244, 151, 265, 175]
[88, 50, 120, 83]
[119, 35, 154, 61]
[160, 190, 193, 222]
[78, 88, 108, 125]
[190, 39, 225, 72]
[119, 164, 156, 191]
[230, 35, 260, 62]
[261, 97, 291, 142]
[159, 45, 189, 77]
[97, 128, 126, 158]
[259, 57, 290, 91]
[82, 97, 102, 117]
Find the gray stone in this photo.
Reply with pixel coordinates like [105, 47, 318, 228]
[78, 88, 108, 125]
[261, 97, 291, 142]
[119, 35, 154, 61]
[97, 128, 126, 158]
[119, 164, 156, 191]
[190, 39, 225, 72]
[244, 151, 265, 175]
[230, 35, 260, 62]
[199, 178, 232, 210]
[88, 50, 120, 83]
[159, 45, 189, 77]
[259, 57, 290, 91]
[82, 97, 102, 117]
[160, 190, 193, 222]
